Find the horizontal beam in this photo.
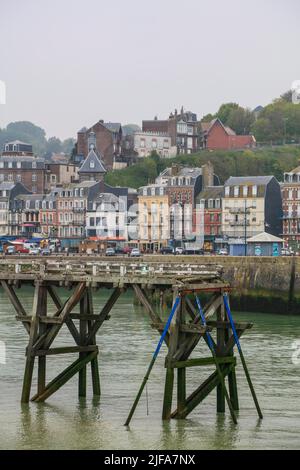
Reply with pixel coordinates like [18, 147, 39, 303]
[34, 346, 98, 356]
[171, 356, 236, 369]
[16, 315, 62, 324]
[207, 321, 253, 330]
[151, 322, 209, 335]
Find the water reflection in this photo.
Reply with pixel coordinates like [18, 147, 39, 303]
[0, 290, 300, 449]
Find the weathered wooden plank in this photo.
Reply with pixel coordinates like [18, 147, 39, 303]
[171, 364, 234, 419]
[37, 286, 47, 396]
[35, 345, 98, 356]
[21, 282, 41, 403]
[151, 322, 208, 335]
[85, 287, 121, 345]
[172, 356, 236, 369]
[31, 351, 98, 402]
[41, 282, 86, 350]
[173, 294, 222, 362]
[1, 281, 30, 333]
[47, 285, 81, 345]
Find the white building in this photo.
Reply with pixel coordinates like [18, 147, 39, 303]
[86, 193, 128, 241]
[133, 131, 177, 159]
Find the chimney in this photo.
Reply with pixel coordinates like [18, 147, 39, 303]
[99, 119, 104, 124]
[202, 161, 214, 188]
[171, 163, 180, 176]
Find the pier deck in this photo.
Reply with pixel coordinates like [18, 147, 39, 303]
[0, 257, 254, 422]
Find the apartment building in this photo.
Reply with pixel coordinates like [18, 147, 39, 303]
[222, 176, 282, 241]
[281, 164, 300, 251]
[138, 184, 169, 252]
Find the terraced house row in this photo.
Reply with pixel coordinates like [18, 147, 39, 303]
[0, 135, 293, 254]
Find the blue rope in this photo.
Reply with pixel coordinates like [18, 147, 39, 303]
[195, 295, 214, 351]
[153, 296, 180, 359]
[223, 294, 241, 352]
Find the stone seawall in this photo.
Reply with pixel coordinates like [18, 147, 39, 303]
[143, 255, 300, 314]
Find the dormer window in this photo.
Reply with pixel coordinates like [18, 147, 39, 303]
[90, 161, 95, 169]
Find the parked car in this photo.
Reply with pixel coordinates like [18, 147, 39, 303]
[160, 246, 174, 255]
[114, 246, 124, 254]
[6, 246, 16, 255]
[175, 247, 185, 255]
[41, 248, 51, 256]
[217, 248, 228, 256]
[29, 247, 40, 255]
[281, 248, 292, 256]
[130, 248, 141, 257]
[123, 246, 132, 254]
[105, 248, 115, 256]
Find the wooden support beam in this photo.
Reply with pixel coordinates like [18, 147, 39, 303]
[41, 282, 86, 350]
[216, 300, 226, 413]
[31, 351, 98, 402]
[162, 292, 180, 420]
[35, 345, 98, 356]
[173, 294, 221, 362]
[21, 282, 41, 403]
[47, 285, 81, 345]
[37, 285, 47, 396]
[171, 364, 234, 419]
[151, 322, 208, 335]
[1, 281, 30, 333]
[86, 287, 101, 397]
[162, 368, 174, 420]
[85, 287, 121, 346]
[133, 284, 169, 346]
[79, 293, 88, 397]
[171, 356, 236, 369]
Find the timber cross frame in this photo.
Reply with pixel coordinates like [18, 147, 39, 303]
[0, 259, 253, 420]
[156, 286, 253, 420]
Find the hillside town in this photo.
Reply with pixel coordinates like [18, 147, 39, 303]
[0, 111, 296, 257]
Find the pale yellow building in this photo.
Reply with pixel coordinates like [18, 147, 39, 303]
[138, 184, 169, 251]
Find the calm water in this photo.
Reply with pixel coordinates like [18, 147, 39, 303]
[0, 287, 300, 450]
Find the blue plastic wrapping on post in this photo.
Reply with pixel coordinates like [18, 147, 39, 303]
[195, 295, 214, 351]
[223, 294, 241, 352]
[153, 296, 180, 359]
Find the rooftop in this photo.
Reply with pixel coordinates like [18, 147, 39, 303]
[225, 176, 274, 186]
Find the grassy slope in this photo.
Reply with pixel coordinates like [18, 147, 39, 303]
[105, 146, 300, 189]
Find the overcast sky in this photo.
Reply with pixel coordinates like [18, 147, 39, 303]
[0, 0, 299, 139]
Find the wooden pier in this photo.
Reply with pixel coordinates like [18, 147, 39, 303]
[0, 258, 253, 420]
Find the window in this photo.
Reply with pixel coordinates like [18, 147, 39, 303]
[32, 174, 37, 182]
[8, 162, 12, 169]
[252, 185, 257, 196]
[8, 174, 13, 182]
[16, 174, 22, 182]
[0, 162, 3, 168]
[90, 161, 95, 169]
[140, 139, 145, 148]
[152, 140, 157, 149]
[32, 161, 37, 169]
[225, 186, 230, 197]
[17, 161, 21, 169]
[243, 186, 248, 197]
[234, 186, 239, 197]
[35, 201, 39, 210]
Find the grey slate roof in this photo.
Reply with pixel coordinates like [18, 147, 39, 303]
[225, 176, 274, 186]
[78, 149, 106, 174]
[197, 186, 224, 200]
[103, 122, 121, 133]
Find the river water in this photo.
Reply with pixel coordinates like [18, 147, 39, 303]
[0, 287, 299, 450]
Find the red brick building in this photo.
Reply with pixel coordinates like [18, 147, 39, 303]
[76, 121, 122, 170]
[0, 156, 46, 193]
[200, 118, 256, 150]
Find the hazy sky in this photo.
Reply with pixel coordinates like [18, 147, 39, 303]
[0, 0, 299, 139]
